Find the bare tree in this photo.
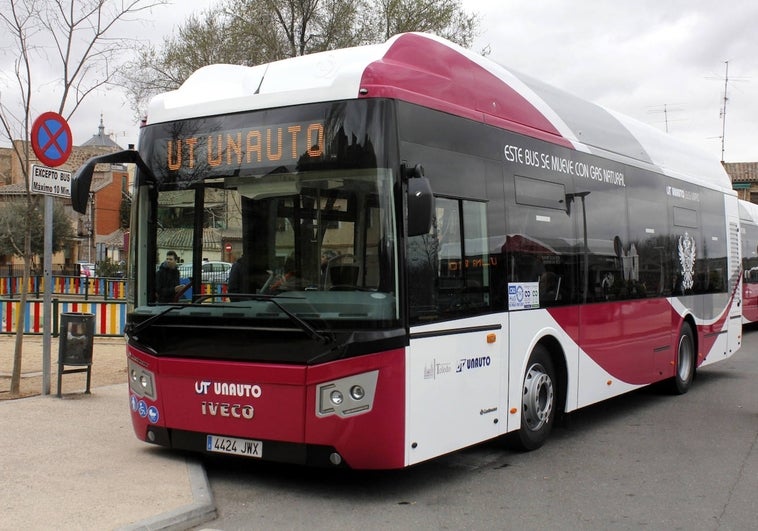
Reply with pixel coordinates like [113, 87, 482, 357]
[121, 0, 480, 120]
[371, 0, 479, 46]
[0, 0, 167, 397]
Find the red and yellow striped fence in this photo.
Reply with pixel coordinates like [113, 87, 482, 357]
[0, 276, 127, 299]
[0, 299, 126, 337]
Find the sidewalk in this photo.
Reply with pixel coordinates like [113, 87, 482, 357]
[0, 336, 216, 530]
[0, 335, 127, 398]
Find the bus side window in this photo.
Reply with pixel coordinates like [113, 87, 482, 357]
[408, 197, 490, 324]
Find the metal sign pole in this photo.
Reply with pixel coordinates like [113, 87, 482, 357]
[29, 112, 73, 396]
[42, 195, 53, 395]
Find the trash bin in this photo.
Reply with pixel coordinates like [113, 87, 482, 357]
[57, 312, 95, 396]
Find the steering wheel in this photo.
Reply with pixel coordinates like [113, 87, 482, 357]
[173, 282, 193, 302]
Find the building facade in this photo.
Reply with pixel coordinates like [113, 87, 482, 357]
[724, 162, 758, 203]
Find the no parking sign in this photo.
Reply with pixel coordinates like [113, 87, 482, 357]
[31, 112, 72, 167]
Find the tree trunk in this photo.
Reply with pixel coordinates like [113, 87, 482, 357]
[9, 214, 32, 397]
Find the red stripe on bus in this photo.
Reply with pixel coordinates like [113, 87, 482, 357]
[360, 33, 573, 149]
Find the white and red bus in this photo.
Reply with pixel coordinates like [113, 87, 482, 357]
[73, 33, 741, 469]
[739, 199, 758, 324]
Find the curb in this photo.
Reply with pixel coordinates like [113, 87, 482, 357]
[117, 458, 217, 531]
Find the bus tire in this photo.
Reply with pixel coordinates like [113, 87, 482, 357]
[514, 345, 557, 451]
[667, 322, 695, 395]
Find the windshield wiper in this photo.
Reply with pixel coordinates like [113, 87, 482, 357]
[196, 293, 333, 345]
[126, 305, 182, 336]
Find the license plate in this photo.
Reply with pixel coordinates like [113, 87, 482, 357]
[206, 435, 262, 458]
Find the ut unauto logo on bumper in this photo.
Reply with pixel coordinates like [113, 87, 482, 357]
[195, 380, 262, 420]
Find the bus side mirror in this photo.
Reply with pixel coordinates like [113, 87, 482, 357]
[407, 176, 434, 237]
[72, 149, 156, 214]
[71, 163, 94, 214]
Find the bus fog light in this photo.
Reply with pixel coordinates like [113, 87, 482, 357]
[350, 385, 365, 400]
[330, 390, 344, 405]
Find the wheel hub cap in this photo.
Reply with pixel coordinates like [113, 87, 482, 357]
[523, 363, 554, 431]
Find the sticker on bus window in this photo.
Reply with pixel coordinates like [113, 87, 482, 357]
[508, 282, 539, 311]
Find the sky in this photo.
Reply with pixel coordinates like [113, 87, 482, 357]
[464, 0, 758, 163]
[11, 0, 757, 163]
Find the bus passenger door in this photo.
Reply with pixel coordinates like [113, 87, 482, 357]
[405, 320, 505, 466]
[404, 194, 503, 466]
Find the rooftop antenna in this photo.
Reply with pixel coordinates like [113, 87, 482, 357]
[647, 103, 684, 133]
[719, 61, 729, 162]
[709, 60, 748, 162]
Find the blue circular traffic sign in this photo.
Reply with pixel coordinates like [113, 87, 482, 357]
[31, 112, 72, 167]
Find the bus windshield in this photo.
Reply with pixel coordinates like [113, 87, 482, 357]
[126, 99, 401, 340]
[148, 167, 398, 326]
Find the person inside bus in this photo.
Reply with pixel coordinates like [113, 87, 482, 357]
[320, 249, 337, 287]
[155, 250, 182, 302]
[228, 255, 245, 295]
[514, 254, 546, 283]
[267, 255, 298, 292]
[228, 255, 259, 298]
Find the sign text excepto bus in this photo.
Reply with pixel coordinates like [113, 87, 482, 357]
[29, 164, 72, 198]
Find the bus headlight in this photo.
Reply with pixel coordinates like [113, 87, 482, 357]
[127, 359, 157, 400]
[317, 370, 378, 418]
[349, 385, 365, 400]
[330, 390, 344, 405]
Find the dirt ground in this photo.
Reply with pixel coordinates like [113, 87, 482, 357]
[0, 334, 127, 400]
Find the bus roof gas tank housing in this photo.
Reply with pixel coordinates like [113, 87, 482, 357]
[147, 32, 731, 194]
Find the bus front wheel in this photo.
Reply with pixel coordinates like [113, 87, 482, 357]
[514, 345, 556, 451]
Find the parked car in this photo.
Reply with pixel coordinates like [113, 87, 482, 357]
[178, 261, 231, 283]
[78, 262, 95, 278]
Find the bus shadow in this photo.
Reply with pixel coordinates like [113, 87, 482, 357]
[554, 364, 739, 434]
[200, 363, 742, 501]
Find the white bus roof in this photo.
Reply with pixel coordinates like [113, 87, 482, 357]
[739, 199, 758, 223]
[148, 32, 732, 192]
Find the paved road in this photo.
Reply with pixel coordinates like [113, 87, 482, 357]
[196, 328, 758, 531]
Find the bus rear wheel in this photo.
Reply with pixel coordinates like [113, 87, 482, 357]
[514, 345, 556, 451]
[667, 322, 695, 395]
